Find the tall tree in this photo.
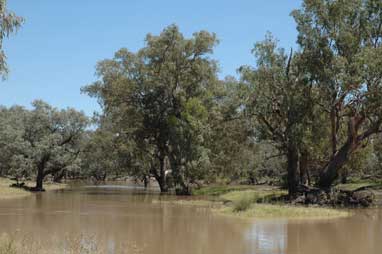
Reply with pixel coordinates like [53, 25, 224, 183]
[83, 25, 218, 193]
[293, 0, 382, 188]
[240, 34, 313, 196]
[0, 0, 24, 78]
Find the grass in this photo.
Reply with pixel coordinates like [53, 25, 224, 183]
[334, 177, 382, 192]
[0, 233, 145, 254]
[192, 185, 261, 196]
[217, 188, 349, 219]
[336, 182, 382, 191]
[0, 178, 67, 200]
[232, 196, 253, 212]
[153, 199, 220, 207]
[220, 189, 287, 203]
[218, 203, 350, 220]
[189, 185, 351, 220]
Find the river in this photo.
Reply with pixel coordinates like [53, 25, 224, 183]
[0, 184, 381, 254]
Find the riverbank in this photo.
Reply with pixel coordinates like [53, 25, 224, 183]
[0, 178, 68, 200]
[169, 185, 351, 220]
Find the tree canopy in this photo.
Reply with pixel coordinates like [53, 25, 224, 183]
[0, 0, 24, 78]
[83, 25, 219, 194]
[1, 0, 382, 197]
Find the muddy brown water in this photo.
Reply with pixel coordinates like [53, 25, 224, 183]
[0, 185, 382, 254]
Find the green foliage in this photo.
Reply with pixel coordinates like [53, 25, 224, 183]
[0, 0, 24, 78]
[3, 1, 382, 194]
[0, 101, 89, 189]
[83, 25, 219, 193]
[80, 17, 382, 191]
[80, 115, 130, 181]
[238, 33, 314, 194]
[292, 0, 382, 188]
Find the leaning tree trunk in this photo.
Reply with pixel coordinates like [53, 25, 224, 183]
[318, 117, 365, 189]
[287, 144, 299, 197]
[318, 141, 353, 189]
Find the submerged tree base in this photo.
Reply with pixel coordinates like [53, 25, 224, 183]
[291, 185, 376, 207]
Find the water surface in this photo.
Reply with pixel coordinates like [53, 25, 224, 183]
[0, 185, 381, 254]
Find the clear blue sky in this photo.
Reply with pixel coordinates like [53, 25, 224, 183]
[2, 0, 301, 116]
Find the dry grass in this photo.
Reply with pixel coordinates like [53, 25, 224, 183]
[217, 204, 350, 220]
[0, 178, 67, 200]
[0, 233, 145, 254]
[192, 185, 265, 196]
[153, 198, 223, 208]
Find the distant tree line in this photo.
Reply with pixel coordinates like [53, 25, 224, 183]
[1, 0, 382, 195]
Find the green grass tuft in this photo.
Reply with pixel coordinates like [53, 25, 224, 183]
[232, 196, 253, 212]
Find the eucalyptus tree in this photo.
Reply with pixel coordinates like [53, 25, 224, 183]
[21, 101, 88, 191]
[0, 0, 24, 77]
[293, 0, 382, 188]
[240, 34, 314, 195]
[83, 25, 219, 193]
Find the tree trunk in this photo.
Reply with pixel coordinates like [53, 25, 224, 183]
[155, 156, 167, 193]
[299, 149, 309, 185]
[156, 178, 167, 193]
[143, 175, 149, 188]
[306, 166, 311, 186]
[35, 168, 45, 191]
[318, 117, 364, 189]
[340, 171, 348, 184]
[318, 141, 353, 189]
[287, 145, 299, 197]
[34, 154, 50, 191]
[330, 108, 337, 157]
